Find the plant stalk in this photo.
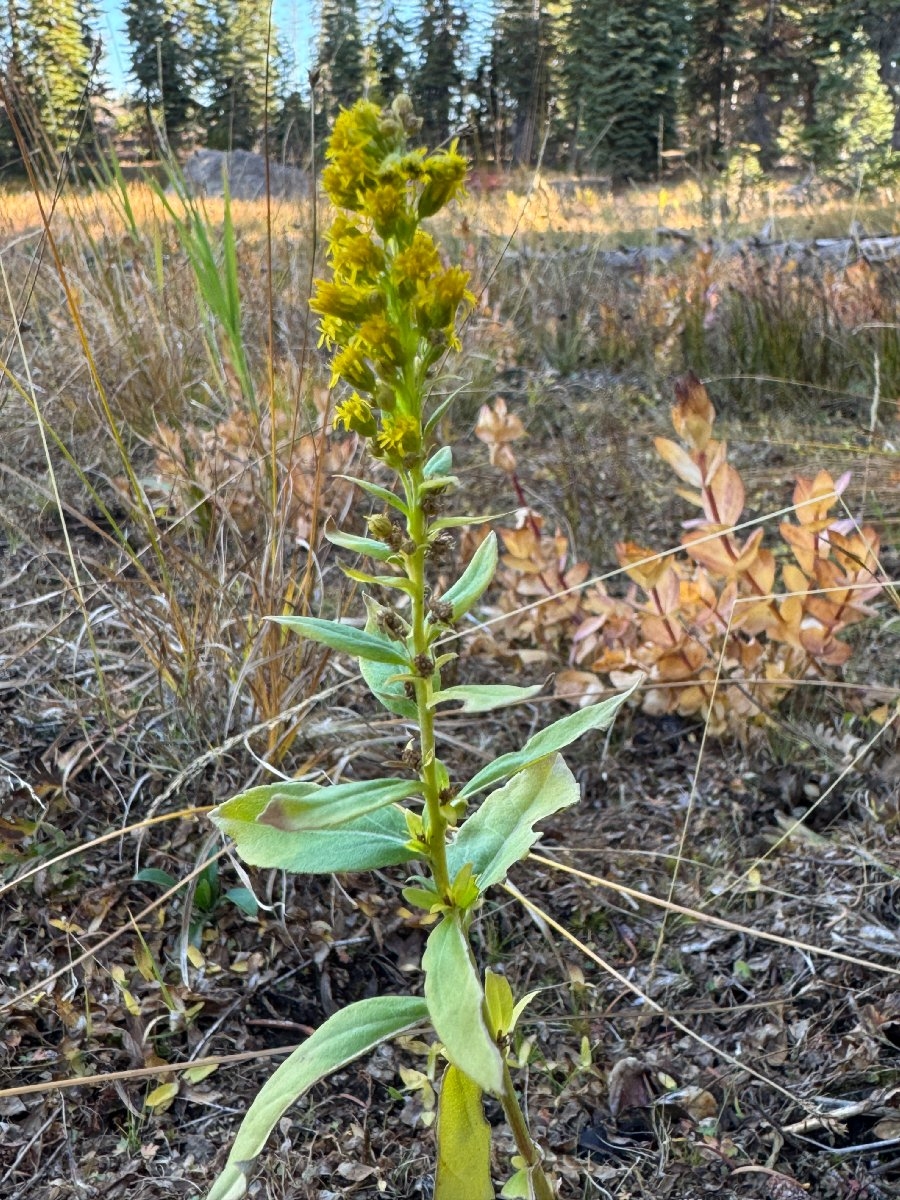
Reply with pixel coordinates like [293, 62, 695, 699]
[500, 1061, 556, 1199]
[406, 466, 451, 899]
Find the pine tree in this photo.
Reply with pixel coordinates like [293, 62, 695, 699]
[371, 1, 410, 104]
[0, 3, 25, 168]
[413, 0, 468, 146]
[817, 1, 900, 152]
[739, 2, 818, 170]
[317, 0, 365, 130]
[0, 0, 97, 160]
[490, 0, 553, 166]
[200, 0, 273, 151]
[683, 0, 746, 161]
[565, 0, 685, 178]
[123, 0, 196, 151]
[271, 39, 311, 165]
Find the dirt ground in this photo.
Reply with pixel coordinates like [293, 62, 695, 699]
[1, 374, 899, 1200]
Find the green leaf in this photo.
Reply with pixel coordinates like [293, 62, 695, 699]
[223, 887, 259, 918]
[425, 386, 465, 437]
[429, 511, 505, 532]
[424, 446, 453, 477]
[270, 616, 409, 665]
[423, 913, 504, 1096]
[211, 799, 416, 874]
[435, 1065, 495, 1200]
[359, 602, 419, 718]
[458, 680, 639, 799]
[340, 566, 415, 593]
[134, 867, 179, 889]
[510, 990, 540, 1035]
[195, 875, 215, 911]
[336, 474, 408, 517]
[325, 530, 396, 562]
[500, 1168, 530, 1198]
[253, 778, 419, 832]
[422, 474, 460, 493]
[429, 684, 543, 714]
[206, 996, 429, 1200]
[440, 532, 498, 621]
[449, 755, 579, 891]
[484, 971, 515, 1040]
[359, 656, 418, 719]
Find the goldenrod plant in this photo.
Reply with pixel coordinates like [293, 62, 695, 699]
[205, 97, 632, 1200]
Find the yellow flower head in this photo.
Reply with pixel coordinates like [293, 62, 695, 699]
[393, 230, 442, 292]
[418, 146, 468, 217]
[362, 182, 411, 239]
[317, 313, 352, 349]
[322, 103, 390, 209]
[330, 230, 385, 284]
[418, 266, 475, 331]
[331, 343, 377, 393]
[328, 101, 383, 155]
[313, 99, 472, 467]
[377, 411, 420, 459]
[333, 393, 377, 437]
[310, 279, 377, 323]
[358, 313, 404, 368]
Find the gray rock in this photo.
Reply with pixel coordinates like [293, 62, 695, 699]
[182, 148, 309, 201]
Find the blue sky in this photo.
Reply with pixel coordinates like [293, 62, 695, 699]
[97, 1, 320, 95]
[96, 2, 491, 96]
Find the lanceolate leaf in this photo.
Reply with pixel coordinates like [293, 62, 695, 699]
[428, 684, 543, 714]
[325, 530, 397, 562]
[434, 1065, 494, 1200]
[206, 996, 429, 1200]
[429, 511, 505, 532]
[336, 474, 408, 516]
[448, 755, 579, 891]
[340, 566, 415, 593]
[251, 778, 419, 832]
[458, 679, 639, 799]
[440, 532, 498, 620]
[423, 913, 504, 1096]
[211, 799, 415, 874]
[270, 615, 409, 665]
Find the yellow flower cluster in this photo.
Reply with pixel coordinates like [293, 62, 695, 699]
[310, 96, 472, 468]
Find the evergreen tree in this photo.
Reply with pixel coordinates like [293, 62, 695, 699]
[123, 0, 196, 151]
[0, 3, 25, 168]
[317, 0, 365, 130]
[200, 0, 273, 151]
[3, 0, 97, 157]
[413, 0, 468, 146]
[371, 1, 410, 104]
[565, 0, 685, 178]
[816, 2, 900, 152]
[683, 0, 746, 161]
[739, 2, 818, 170]
[490, 0, 553, 166]
[271, 39, 311, 164]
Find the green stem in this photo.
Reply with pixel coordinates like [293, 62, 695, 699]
[406, 465, 451, 899]
[500, 1061, 556, 1200]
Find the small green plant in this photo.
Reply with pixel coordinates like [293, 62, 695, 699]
[204, 97, 632, 1200]
[134, 860, 258, 945]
